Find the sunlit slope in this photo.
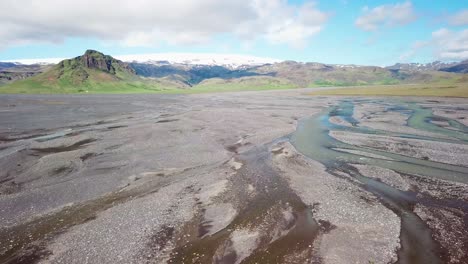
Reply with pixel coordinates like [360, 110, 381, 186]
[0, 50, 182, 93]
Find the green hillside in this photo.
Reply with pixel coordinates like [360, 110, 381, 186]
[0, 50, 182, 94]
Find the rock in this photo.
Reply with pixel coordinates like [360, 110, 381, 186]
[77, 50, 135, 75]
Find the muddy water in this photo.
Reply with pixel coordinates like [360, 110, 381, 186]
[405, 102, 468, 140]
[293, 102, 468, 183]
[291, 99, 468, 264]
[169, 145, 320, 264]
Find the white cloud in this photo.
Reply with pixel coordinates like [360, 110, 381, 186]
[448, 9, 468, 26]
[355, 2, 416, 31]
[431, 28, 468, 60]
[234, 1, 329, 48]
[399, 28, 468, 62]
[0, 0, 329, 49]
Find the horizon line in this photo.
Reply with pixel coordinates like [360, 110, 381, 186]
[1, 51, 462, 67]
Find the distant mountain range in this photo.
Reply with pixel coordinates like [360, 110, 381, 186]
[131, 59, 468, 87]
[439, 61, 468, 74]
[386, 60, 468, 73]
[0, 63, 52, 85]
[4, 53, 280, 70]
[386, 61, 454, 71]
[1, 50, 467, 93]
[0, 62, 18, 69]
[118, 53, 281, 69]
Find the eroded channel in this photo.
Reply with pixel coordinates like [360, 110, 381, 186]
[1, 96, 467, 264]
[168, 144, 322, 264]
[291, 99, 468, 264]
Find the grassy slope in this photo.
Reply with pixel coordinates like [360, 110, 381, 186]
[307, 71, 468, 98]
[305, 70, 468, 88]
[255, 62, 468, 88]
[188, 76, 296, 93]
[307, 69, 399, 87]
[0, 74, 297, 94]
[309, 83, 468, 97]
[0, 74, 170, 94]
[3, 78, 468, 97]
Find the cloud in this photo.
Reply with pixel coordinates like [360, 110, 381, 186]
[448, 9, 468, 26]
[399, 28, 468, 62]
[355, 2, 416, 31]
[431, 28, 468, 60]
[235, 1, 329, 48]
[398, 41, 428, 61]
[0, 0, 329, 49]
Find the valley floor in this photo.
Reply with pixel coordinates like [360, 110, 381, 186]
[309, 83, 468, 98]
[0, 89, 467, 264]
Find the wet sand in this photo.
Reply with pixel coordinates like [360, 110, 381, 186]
[0, 90, 467, 264]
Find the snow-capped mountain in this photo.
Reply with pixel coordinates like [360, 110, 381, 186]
[386, 61, 459, 71]
[116, 53, 281, 69]
[4, 58, 66, 65]
[5, 53, 282, 69]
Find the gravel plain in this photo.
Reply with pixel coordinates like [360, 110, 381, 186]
[0, 90, 467, 264]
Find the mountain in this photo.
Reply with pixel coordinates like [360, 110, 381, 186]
[131, 61, 398, 88]
[5, 53, 280, 70]
[132, 60, 467, 89]
[53, 49, 136, 82]
[440, 60, 468, 74]
[385, 60, 468, 79]
[252, 61, 398, 86]
[0, 50, 187, 93]
[0, 64, 52, 85]
[386, 61, 458, 72]
[85, 53, 280, 69]
[267, 61, 467, 86]
[1, 50, 467, 94]
[130, 62, 270, 86]
[0, 62, 18, 70]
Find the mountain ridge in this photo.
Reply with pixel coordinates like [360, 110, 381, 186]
[1, 50, 467, 93]
[4, 52, 468, 73]
[0, 50, 186, 93]
[3, 53, 281, 70]
[40, 49, 137, 87]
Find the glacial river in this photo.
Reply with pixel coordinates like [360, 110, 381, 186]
[291, 99, 468, 264]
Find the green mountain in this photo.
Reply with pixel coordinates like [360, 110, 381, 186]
[0, 50, 183, 93]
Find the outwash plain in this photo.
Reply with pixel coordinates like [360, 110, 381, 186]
[0, 89, 467, 264]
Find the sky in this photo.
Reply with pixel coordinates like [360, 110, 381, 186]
[0, 0, 467, 66]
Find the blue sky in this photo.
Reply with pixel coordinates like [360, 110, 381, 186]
[0, 0, 467, 65]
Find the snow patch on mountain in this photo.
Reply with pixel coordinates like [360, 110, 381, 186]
[4, 53, 282, 69]
[386, 61, 459, 71]
[3, 58, 65, 65]
[117, 53, 281, 68]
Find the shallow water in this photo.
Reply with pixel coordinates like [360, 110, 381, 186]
[291, 99, 468, 264]
[169, 144, 320, 264]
